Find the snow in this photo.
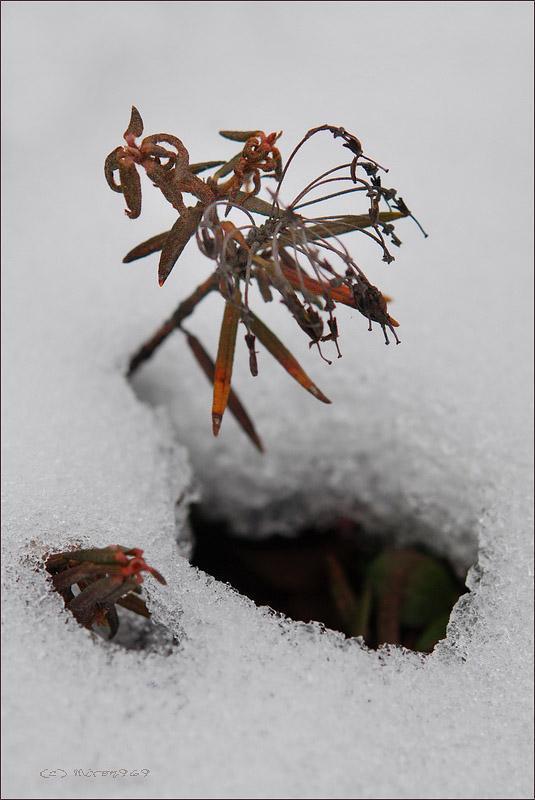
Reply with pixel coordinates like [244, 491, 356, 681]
[2, 2, 533, 798]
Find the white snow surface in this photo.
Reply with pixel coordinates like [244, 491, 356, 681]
[2, 2, 533, 798]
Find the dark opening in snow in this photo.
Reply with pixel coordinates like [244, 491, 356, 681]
[189, 504, 469, 653]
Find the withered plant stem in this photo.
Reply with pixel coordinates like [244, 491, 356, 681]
[127, 273, 218, 376]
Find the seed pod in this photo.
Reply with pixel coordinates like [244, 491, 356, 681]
[245, 333, 258, 377]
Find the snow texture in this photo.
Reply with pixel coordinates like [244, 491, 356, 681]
[2, 2, 533, 798]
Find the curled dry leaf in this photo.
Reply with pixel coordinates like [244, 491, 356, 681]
[117, 160, 142, 219]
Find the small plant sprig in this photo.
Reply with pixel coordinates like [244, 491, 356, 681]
[326, 548, 461, 651]
[45, 545, 166, 639]
[106, 108, 426, 450]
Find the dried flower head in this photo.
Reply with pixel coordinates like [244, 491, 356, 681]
[106, 108, 426, 449]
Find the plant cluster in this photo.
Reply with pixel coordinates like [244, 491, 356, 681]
[106, 108, 425, 449]
[45, 545, 166, 639]
[326, 547, 461, 651]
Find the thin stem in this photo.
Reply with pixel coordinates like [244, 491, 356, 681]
[219, 223, 254, 275]
[288, 163, 352, 209]
[127, 273, 218, 376]
[293, 173, 371, 209]
[244, 242, 259, 312]
[274, 125, 344, 195]
[293, 185, 367, 211]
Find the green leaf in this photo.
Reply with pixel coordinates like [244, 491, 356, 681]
[367, 549, 460, 630]
[413, 611, 451, 652]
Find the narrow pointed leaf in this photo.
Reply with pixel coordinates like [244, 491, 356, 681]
[118, 162, 142, 219]
[66, 576, 119, 625]
[279, 255, 392, 308]
[184, 331, 263, 452]
[123, 106, 144, 140]
[212, 294, 241, 436]
[256, 270, 274, 303]
[353, 578, 373, 640]
[213, 153, 242, 180]
[326, 553, 367, 637]
[233, 192, 279, 217]
[123, 231, 170, 263]
[252, 254, 320, 341]
[158, 205, 203, 285]
[68, 576, 141, 628]
[278, 211, 407, 246]
[279, 258, 352, 306]
[366, 550, 456, 645]
[219, 130, 260, 142]
[190, 160, 225, 174]
[105, 605, 120, 639]
[116, 593, 151, 618]
[51, 563, 128, 590]
[277, 249, 393, 309]
[248, 312, 331, 404]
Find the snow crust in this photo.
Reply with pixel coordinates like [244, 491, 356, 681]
[2, 2, 533, 798]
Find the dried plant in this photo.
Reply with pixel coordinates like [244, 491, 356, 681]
[106, 109, 426, 449]
[45, 546, 166, 639]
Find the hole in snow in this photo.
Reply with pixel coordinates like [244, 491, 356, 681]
[93, 604, 178, 654]
[128, 363, 478, 653]
[189, 503, 470, 653]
